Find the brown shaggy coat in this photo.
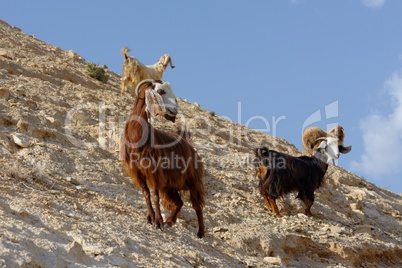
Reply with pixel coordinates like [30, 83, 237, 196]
[120, 82, 205, 238]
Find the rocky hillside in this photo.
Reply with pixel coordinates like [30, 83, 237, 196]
[1, 20, 401, 267]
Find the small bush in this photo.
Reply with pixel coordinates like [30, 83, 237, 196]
[86, 63, 109, 83]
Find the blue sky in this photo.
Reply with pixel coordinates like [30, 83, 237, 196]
[2, 0, 402, 194]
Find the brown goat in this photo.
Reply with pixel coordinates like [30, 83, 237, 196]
[120, 79, 205, 238]
[121, 47, 175, 95]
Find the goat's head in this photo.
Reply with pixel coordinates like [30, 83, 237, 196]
[254, 146, 270, 160]
[315, 137, 340, 163]
[253, 146, 270, 180]
[135, 79, 179, 123]
[329, 125, 352, 154]
[158, 54, 175, 69]
[329, 125, 345, 140]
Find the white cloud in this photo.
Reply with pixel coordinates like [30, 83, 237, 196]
[361, 0, 386, 9]
[351, 70, 402, 178]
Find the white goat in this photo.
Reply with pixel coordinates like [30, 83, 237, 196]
[121, 47, 175, 95]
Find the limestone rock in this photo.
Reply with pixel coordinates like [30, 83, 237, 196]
[0, 131, 18, 153]
[11, 133, 31, 148]
[0, 50, 12, 59]
[264, 256, 281, 265]
[0, 88, 10, 100]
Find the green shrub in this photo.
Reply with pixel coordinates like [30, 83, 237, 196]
[86, 63, 109, 83]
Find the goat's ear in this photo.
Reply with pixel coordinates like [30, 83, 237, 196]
[255, 146, 269, 157]
[260, 147, 269, 157]
[315, 137, 327, 147]
[317, 140, 327, 150]
[339, 145, 352, 154]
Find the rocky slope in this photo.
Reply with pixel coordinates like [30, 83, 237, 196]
[0, 20, 401, 267]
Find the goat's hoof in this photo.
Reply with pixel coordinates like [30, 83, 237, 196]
[155, 219, 164, 230]
[197, 230, 205, 239]
[162, 224, 170, 230]
[275, 214, 282, 218]
[147, 215, 155, 224]
[304, 211, 313, 217]
[163, 221, 173, 228]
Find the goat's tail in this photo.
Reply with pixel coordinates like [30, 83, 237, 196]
[122, 47, 131, 60]
[188, 155, 205, 209]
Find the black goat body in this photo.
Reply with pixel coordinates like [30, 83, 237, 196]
[254, 146, 328, 217]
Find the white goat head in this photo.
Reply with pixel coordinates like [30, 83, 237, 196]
[315, 137, 340, 164]
[135, 79, 179, 123]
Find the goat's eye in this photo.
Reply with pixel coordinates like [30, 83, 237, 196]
[157, 89, 166, 95]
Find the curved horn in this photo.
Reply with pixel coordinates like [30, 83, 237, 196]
[122, 47, 131, 60]
[315, 137, 327, 142]
[339, 145, 352, 154]
[167, 56, 175, 69]
[134, 79, 155, 97]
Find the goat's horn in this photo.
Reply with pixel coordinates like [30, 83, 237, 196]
[135, 79, 155, 97]
[122, 47, 131, 59]
[315, 137, 327, 142]
[168, 56, 175, 69]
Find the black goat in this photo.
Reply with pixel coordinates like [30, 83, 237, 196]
[253, 137, 339, 217]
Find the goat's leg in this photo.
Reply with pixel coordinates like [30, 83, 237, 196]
[188, 188, 205, 239]
[268, 196, 282, 218]
[302, 191, 314, 216]
[142, 185, 155, 224]
[151, 189, 164, 229]
[164, 189, 183, 228]
[262, 194, 273, 212]
[195, 207, 205, 239]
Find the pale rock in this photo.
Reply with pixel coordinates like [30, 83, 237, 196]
[330, 226, 343, 235]
[297, 213, 308, 218]
[68, 241, 90, 264]
[350, 202, 362, 211]
[11, 133, 31, 148]
[65, 177, 80, 186]
[0, 50, 12, 59]
[264, 256, 281, 265]
[45, 116, 56, 124]
[355, 225, 373, 235]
